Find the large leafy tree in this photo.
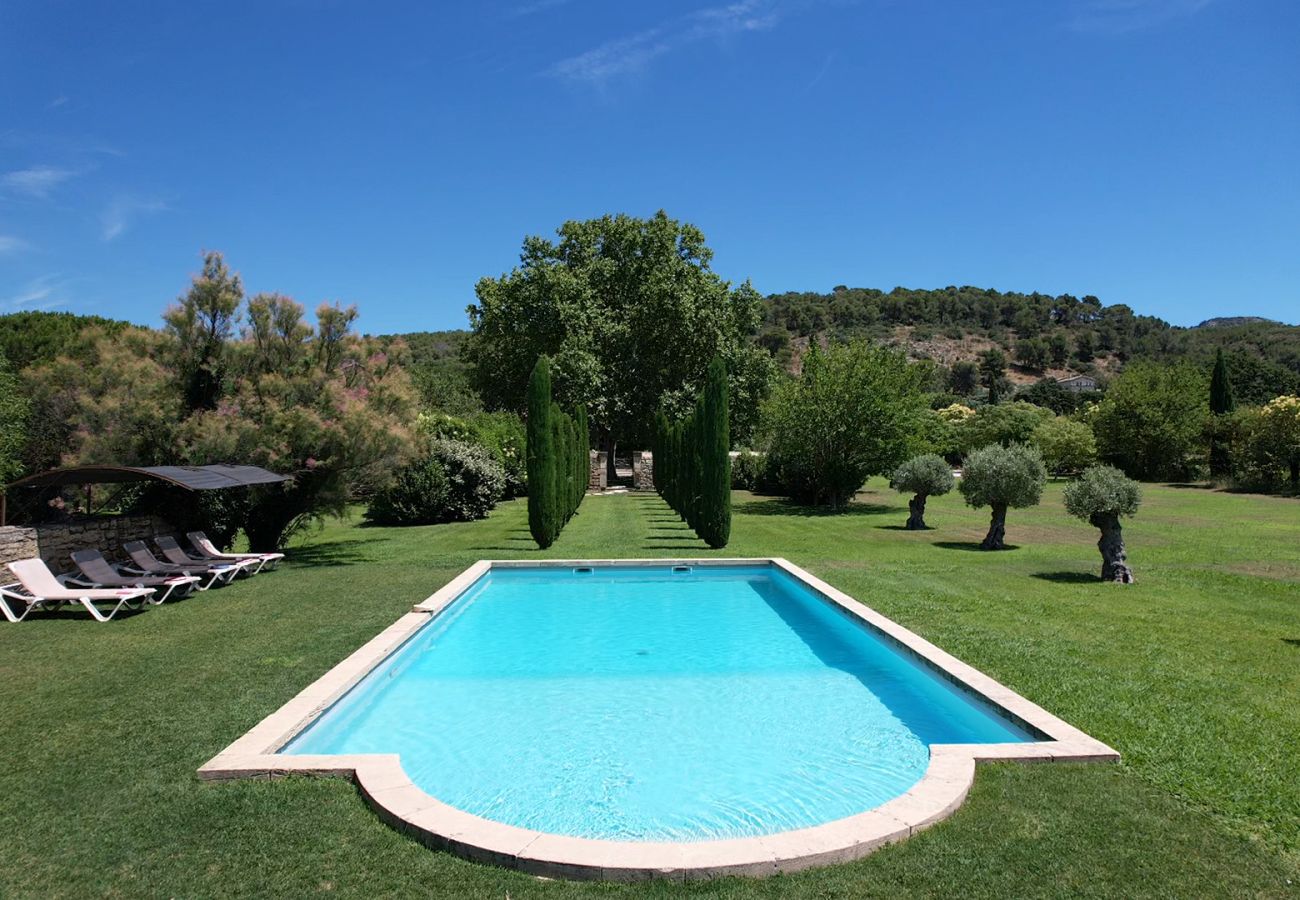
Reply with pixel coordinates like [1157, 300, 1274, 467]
[1091, 362, 1207, 480]
[465, 212, 773, 474]
[164, 251, 243, 412]
[764, 341, 929, 509]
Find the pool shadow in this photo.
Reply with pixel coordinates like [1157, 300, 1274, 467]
[733, 499, 898, 518]
[932, 541, 1020, 552]
[1031, 571, 1099, 584]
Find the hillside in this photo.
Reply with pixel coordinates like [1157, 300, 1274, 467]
[6, 287, 1299, 406]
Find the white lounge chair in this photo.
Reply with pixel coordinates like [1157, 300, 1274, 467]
[1, 558, 153, 623]
[187, 531, 284, 573]
[155, 536, 258, 578]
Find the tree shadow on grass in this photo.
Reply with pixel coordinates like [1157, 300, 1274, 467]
[875, 524, 923, 531]
[733, 499, 898, 518]
[287, 539, 378, 567]
[1031, 571, 1100, 584]
[1281, 638, 1300, 648]
[932, 541, 1021, 552]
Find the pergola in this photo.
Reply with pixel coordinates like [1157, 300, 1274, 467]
[1, 464, 290, 525]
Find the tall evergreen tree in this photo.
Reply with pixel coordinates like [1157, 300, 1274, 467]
[1209, 347, 1237, 478]
[526, 357, 558, 548]
[1210, 347, 1236, 414]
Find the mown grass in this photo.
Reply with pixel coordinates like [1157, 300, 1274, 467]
[0, 481, 1296, 898]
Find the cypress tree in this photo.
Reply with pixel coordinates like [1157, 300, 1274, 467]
[650, 356, 732, 548]
[526, 357, 557, 548]
[1209, 348, 1236, 478]
[1210, 348, 1235, 414]
[698, 356, 731, 548]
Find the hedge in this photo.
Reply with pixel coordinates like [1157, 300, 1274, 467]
[653, 356, 731, 548]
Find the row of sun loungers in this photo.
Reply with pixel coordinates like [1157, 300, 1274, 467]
[0, 532, 284, 623]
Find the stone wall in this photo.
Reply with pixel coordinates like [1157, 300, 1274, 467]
[0, 515, 174, 574]
[588, 451, 608, 492]
[632, 451, 654, 491]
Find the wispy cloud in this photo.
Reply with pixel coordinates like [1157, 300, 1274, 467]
[0, 235, 32, 256]
[1069, 0, 1215, 34]
[549, 0, 785, 84]
[508, 0, 574, 18]
[2, 274, 67, 311]
[47, 95, 69, 109]
[100, 195, 169, 241]
[1, 165, 79, 198]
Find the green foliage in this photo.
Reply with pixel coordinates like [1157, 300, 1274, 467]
[765, 342, 929, 509]
[959, 443, 1047, 510]
[959, 401, 1054, 451]
[1016, 378, 1080, 415]
[1034, 416, 1098, 475]
[0, 349, 30, 483]
[1064, 465, 1141, 521]
[365, 438, 505, 526]
[1209, 348, 1236, 415]
[1236, 395, 1300, 489]
[1092, 362, 1208, 480]
[417, 410, 526, 498]
[978, 348, 1007, 403]
[164, 251, 243, 412]
[524, 356, 586, 549]
[948, 359, 978, 395]
[0, 310, 130, 371]
[731, 450, 766, 490]
[654, 357, 731, 548]
[466, 211, 774, 451]
[890, 453, 955, 498]
[1015, 337, 1050, 372]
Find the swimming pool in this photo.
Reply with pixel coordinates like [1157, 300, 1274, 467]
[202, 559, 1118, 879]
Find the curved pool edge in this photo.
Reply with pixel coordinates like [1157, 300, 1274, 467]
[198, 557, 1120, 881]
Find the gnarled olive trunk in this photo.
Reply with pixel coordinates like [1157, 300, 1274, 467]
[1090, 511, 1134, 583]
[981, 503, 1008, 550]
[906, 493, 929, 530]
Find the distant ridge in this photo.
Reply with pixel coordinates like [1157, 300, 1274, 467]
[1195, 316, 1277, 328]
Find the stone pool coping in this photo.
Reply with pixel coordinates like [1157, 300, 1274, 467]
[199, 557, 1119, 881]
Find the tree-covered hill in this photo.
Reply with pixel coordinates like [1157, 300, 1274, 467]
[758, 286, 1300, 403]
[7, 285, 1299, 407]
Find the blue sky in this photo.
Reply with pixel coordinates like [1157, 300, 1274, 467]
[1, 0, 1297, 333]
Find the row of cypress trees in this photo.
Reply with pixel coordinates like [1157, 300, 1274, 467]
[526, 356, 588, 549]
[652, 356, 731, 549]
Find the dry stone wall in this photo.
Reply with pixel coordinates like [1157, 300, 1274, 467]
[0, 515, 174, 574]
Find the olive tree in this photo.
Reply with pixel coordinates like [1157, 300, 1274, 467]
[958, 444, 1046, 550]
[889, 454, 954, 530]
[1063, 465, 1141, 583]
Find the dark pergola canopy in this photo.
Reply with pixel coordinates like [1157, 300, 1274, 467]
[5, 464, 291, 492]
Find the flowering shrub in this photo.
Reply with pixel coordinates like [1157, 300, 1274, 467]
[366, 439, 505, 526]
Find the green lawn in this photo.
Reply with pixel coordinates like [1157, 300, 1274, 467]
[1, 482, 1297, 898]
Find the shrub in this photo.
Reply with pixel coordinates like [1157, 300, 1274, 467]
[1034, 416, 1097, 475]
[732, 450, 766, 491]
[365, 438, 505, 525]
[960, 401, 1054, 452]
[889, 453, 954, 529]
[959, 444, 1047, 550]
[1063, 465, 1141, 582]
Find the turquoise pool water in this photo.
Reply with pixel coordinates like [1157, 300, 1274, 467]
[284, 564, 1035, 841]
